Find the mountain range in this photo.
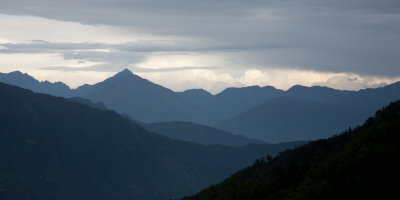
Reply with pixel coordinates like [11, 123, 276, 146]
[2, 69, 400, 143]
[216, 82, 400, 142]
[0, 82, 302, 200]
[1, 69, 399, 199]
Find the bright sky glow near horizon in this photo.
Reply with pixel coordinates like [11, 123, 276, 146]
[0, 0, 399, 94]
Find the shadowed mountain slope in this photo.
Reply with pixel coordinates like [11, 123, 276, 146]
[74, 69, 213, 124]
[183, 100, 400, 200]
[144, 121, 265, 147]
[69, 96, 108, 110]
[0, 82, 302, 200]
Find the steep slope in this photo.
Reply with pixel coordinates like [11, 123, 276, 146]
[0, 82, 301, 200]
[217, 82, 400, 142]
[144, 121, 265, 146]
[0, 71, 73, 97]
[75, 69, 213, 124]
[183, 100, 400, 200]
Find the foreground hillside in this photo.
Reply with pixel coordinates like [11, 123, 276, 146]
[183, 100, 400, 200]
[0, 83, 302, 200]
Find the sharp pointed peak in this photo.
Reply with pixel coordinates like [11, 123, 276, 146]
[107, 68, 149, 83]
[112, 68, 139, 79]
[121, 68, 133, 73]
[117, 68, 134, 75]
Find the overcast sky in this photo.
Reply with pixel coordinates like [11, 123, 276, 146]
[0, 0, 399, 93]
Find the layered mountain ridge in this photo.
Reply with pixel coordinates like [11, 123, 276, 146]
[2, 69, 400, 143]
[0, 82, 302, 200]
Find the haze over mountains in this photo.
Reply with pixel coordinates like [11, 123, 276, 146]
[178, 86, 283, 121]
[1, 1, 399, 199]
[0, 82, 302, 200]
[1, 69, 400, 143]
[216, 82, 400, 142]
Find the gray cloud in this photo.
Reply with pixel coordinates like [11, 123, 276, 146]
[0, 40, 294, 73]
[41, 65, 217, 73]
[0, 0, 399, 76]
[0, 39, 292, 54]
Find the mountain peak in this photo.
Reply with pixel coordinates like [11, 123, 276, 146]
[1, 70, 37, 83]
[181, 88, 212, 96]
[115, 68, 134, 76]
[9, 70, 23, 75]
[8, 70, 31, 77]
[110, 68, 146, 81]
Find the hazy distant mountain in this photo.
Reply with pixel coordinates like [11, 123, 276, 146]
[179, 86, 284, 121]
[0, 82, 302, 200]
[217, 96, 360, 142]
[0, 71, 73, 97]
[1, 70, 213, 124]
[1, 70, 285, 124]
[144, 121, 265, 147]
[74, 69, 213, 124]
[216, 82, 400, 142]
[285, 85, 354, 102]
[183, 100, 400, 200]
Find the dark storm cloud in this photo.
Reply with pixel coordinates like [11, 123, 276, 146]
[0, 0, 399, 76]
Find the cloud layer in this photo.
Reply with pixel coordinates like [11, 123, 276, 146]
[0, 0, 399, 92]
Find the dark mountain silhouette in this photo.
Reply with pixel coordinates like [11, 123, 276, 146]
[144, 121, 265, 147]
[0, 82, 302, 200]
[74, 68, 214, 124]
[0, 71, 73, 97]
[182, 100, 400, 200]
[216, 82, 400, 142]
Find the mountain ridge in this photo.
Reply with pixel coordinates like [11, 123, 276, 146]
[2, 69, 400, 143]
[0, 82, 302, 200]
[216, 82, 400, 142]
